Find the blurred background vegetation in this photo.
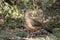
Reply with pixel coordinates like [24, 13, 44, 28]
[0, 0, 60, 40]
[0, 0, 60, 29]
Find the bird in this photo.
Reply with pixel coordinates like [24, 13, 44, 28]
[43, 26, 55, 34]
[24, 9, 55, 35]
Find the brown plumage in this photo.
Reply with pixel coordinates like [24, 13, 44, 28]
[24, 10, 42, 31]
[24, 9, 55, 34]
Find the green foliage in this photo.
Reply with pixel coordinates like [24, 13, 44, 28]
[16, 32, 27, 37]
[0, 0, 60, 40]
[17, 2, 25, 9]
[0, 1, 24, 28]
[55, 23, 60, 28]
[0, 0, 59, 29]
